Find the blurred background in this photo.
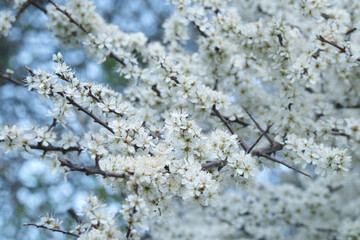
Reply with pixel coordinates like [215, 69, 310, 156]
[0, 0, 172, 239]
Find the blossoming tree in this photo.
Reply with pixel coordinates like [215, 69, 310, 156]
[1, 0, 360, 239]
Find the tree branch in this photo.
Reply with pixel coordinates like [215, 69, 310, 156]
[45, 0, 126, 66]
[244, 108, 273, 144]
[212, 106, 249, 152]
[59, 158, 129, 179]
[247, 123, 273, 153]
[29, 0, 47, 14]
[317, 35, 346, 53]
[67, 208, 82, 223]
[15, 1, 32, 20]
[25, 66, 115, 134]
[64, 95, 115, 134]
[0, 73, 26, 86]
[47, 0, 89, 34]
[317, 35, 360, 61]
[256, 152, 312, 178]
[23, 223, 79, 238]
[29, 143, 82, 154]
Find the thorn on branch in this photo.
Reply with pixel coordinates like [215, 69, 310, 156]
[67, 208, 82, 223]
[346, 28, 357, 35]
[47, 118, 57, 132]
[247, 123, 274, 154]
[256, 152, 312, 178]
[151, 84, 161, 97]
[244, 108, 273, 145]
[192, 21, 208, 38]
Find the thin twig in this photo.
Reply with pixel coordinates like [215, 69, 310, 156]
[256, 152, 312, 178]
[202, 159, 227, 170]
[29, 0, 47, 14]
[346, 28, 357, 36]
[317, 35, 360, 61]
[212, 106, 249, 152]
[16, 1, 31, 20]
[317, 35, 346, 53]
[47, 0, 89, 34]
[244, 108, 273, 144]
[67, 208, 82, 223]
[151, 84, 161, 97]
[56, 72, 123, 117]
[65, 95, 114, 134]
[201, 140, 312, 178]
[45, 0, 126, 66]
[47, 118, 57, 132]
[192, 21, 208, 38]
[23, 223, 79, 238]
[25, 66, 115, 134]
[29, 143, 82, 154]
[0, 73, 25, 86]
[59, 159, 129, 179]
[210, 113, 249, 127]
[251, 141, 283, 156]
[247, 123, 273, 153]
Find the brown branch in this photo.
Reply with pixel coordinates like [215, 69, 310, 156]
[23, 223, 79, 238]
[47, 0, 89, 34]
[202, 141, 304, 177]
[29, 143, 82, 154]
[64, 96, 115, 134]
[317, 35, 360, 61]
[0, 73, 26, 86]
[331, 131, 350, 138]
[212, 106, 249, 152]
[210, 113, 249, 127]
[346, 28, 357, 36]
[202, 142, 283, 170]
[334, 102, 360, 109]
[256, 152, 312, 178]
[29, 0, 47, 14]
[201, 149, 311, 178]
[45, 0, 126, 67]
[251, 141, 283, 156]
[56, 72, 123, 117]
[109, 52, 126, 67]
[47, 118, 57, 132]
[151, 84, 161, 97]
[67, 208, 81, 223]
[16, 1, 32, 20]
[247, 123, 273, 153]
[25, 66, 115, 134]
[192, 21, 208, 38]
[317, 35, 346, 53]
[59, 158, 129, 179]
[202, 159, 227, 170]
[244, 108, 273, 144]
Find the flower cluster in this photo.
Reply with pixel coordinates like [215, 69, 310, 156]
[0, 11, 15, 37]
[151, 172, 360, 240]
[37, 213, 63, 229]
[1, 0, 360, 239]
[284, 134, 351, 176]
[75, 196, 123, 239]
